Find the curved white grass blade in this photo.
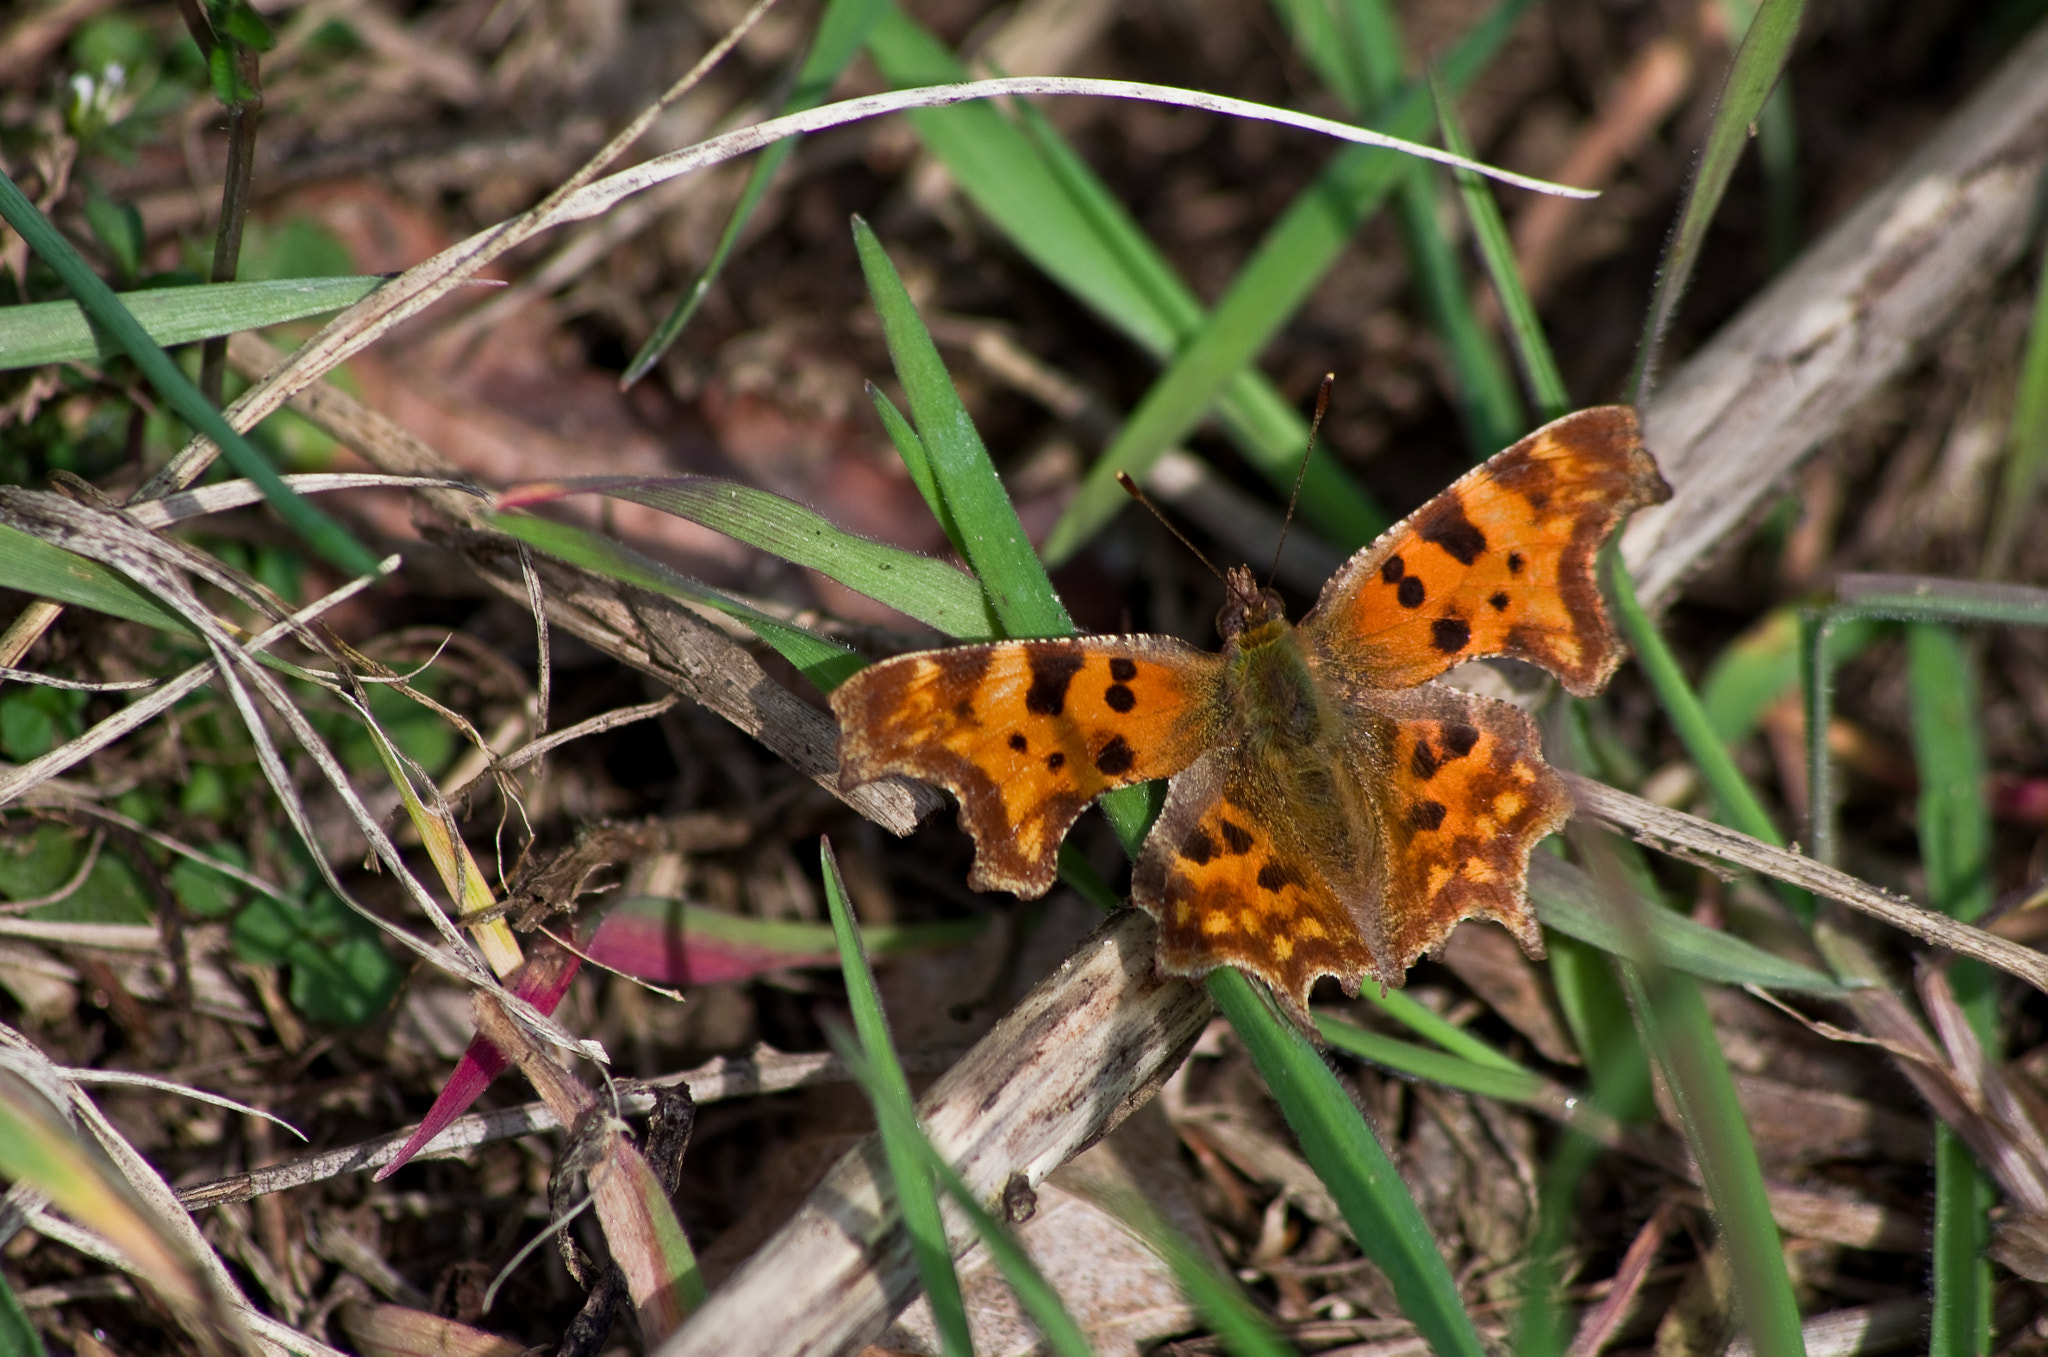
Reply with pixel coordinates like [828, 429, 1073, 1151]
[0, 669, 156, 691]
[550, 77, 1594, 232]
[170, 78, 1591, 490]
[57, 1070, 308, 1142]
[125, 474, 483, 531]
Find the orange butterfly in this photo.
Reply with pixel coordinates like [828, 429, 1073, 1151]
[831, 407, 1670, 1018]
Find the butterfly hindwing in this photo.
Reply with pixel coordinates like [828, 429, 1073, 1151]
[1302, 406, 1671, 696]
[1132, 749, 1375, 1021]
[832, 636, 1225, 896]
[1356, 683, 1572, 971]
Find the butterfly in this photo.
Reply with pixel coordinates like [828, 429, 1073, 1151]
[830, 406, 1671, 1019]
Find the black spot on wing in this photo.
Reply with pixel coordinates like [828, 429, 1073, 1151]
[1431, 617, 1471, 653]
[1527, 489, 1550, 511]
[1381, 555, 1405, 584]
[1024, 648, 1085, 716]
[1420, 499, 1488, 566]
[1442, 724, 1479, 758]
[1489, 592, 1510, 611]
[1256, 861, 1296, 892]
[1046, 752, 1066, 771]
[1412, 739, 1440, 781]
[1219, 819, 1255, 855]
[1094, 734, 1135, 777]
[1408, 799, 1447, 832]
[1397, 576, 1425, 608]
[1008, 732, 1028, 752]
[1507, 552, 1525, 575]
[1180, 827, 1216, 865]
[1109, 657, 1138, 682]
[953, 700, 974, 719]
[1104, 684, 1136, 712]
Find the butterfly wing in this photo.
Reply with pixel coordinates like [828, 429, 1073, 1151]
[1132, 679, 1568, 1017]
[1132, 747, 1378, 1022]
[1300, 405, 1670, 696]
[833, 636, 1225, 896]
[1353, 682, 1572, 974]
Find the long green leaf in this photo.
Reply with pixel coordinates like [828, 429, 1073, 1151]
[1316, 1013, 1550, 1105]
[623, 0, 890, 384]
[1108, 1190, 1298, 1357]
[854, 219, 1071, 640]
[864, 7, 1385, 556]
[1606, 556, 1814, 921]
[1279, 0, 1524, 455]
[0, 171, 379, 577]
[1984, 237, 2048, 577]
[1907, 624, 1996, 1357]
[0, 522, 194, 633]
[819, 840, 972, 1357]
[0, 276, 384, 370]
[1629, 0, 1805, 398]
[1529, 855, 1840, 994]
[841, 1037, 1099, 1357]
[1043, 0, 1533, 563]
[1209, 969, 1486, 1357]
[497, 476, 999, 639]
[489, 512, 864, 691]
[0, 1269, 46, 1357]
[1433, 74, 1569, 419]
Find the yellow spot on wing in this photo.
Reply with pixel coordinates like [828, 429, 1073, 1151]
[1428, 864, 1452, 896]
[1496, 791, 1524, 819]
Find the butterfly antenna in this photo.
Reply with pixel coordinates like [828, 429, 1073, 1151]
[1116, 471, 1227, 583]
[1266, 374, 1333, 590]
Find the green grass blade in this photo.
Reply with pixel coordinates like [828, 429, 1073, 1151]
[0, 1269, 46, 1357]
[1316, 1012, 1550, 1104]
[0, 522, 195, 633]
[863, 8, 1391, 555]
[0, 171, 379, 578]
[1432, 74, 1569, 420]
[1307, 0, 1524, 455]
[497, 475, 1000, 640]
[1628, 0, 1804, 399]
[1907, 624, 1997, 1357]
[818, 839, 973, 1357]
[1698, 607, 1881, 745]
[838, 1036, 1099, 1357]
[1529, 855, 1840, 993]
[0, 276, 384, 371]
[1984, 237, 2048, 578]
[1587, 836, 1805, 1357]
[489, 512, 865, 691]
[1350, 983, 1528, 1074]
[1833, 573, 2048, 628]
[854, 217, 1070, 640]
[1605, 556, 1814, 921]
[851, 221, 1156, 855]
[1044, 0, 1533, 562]
[866, 383, 963, 558]
[1207, 968, 1486, 1357]
[1619, 960, 1805, 1357]
[622, 0, 890, 386]
[1109, 1191, 1298, 1357]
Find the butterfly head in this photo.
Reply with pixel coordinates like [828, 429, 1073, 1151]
[1216, 564, 1288, 643]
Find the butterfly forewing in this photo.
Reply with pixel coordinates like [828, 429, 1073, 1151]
[832, 636, 1225, 896]
[1302, 406, 1671, 696]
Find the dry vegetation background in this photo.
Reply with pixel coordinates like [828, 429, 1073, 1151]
[3, 0, 2048, 1353]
